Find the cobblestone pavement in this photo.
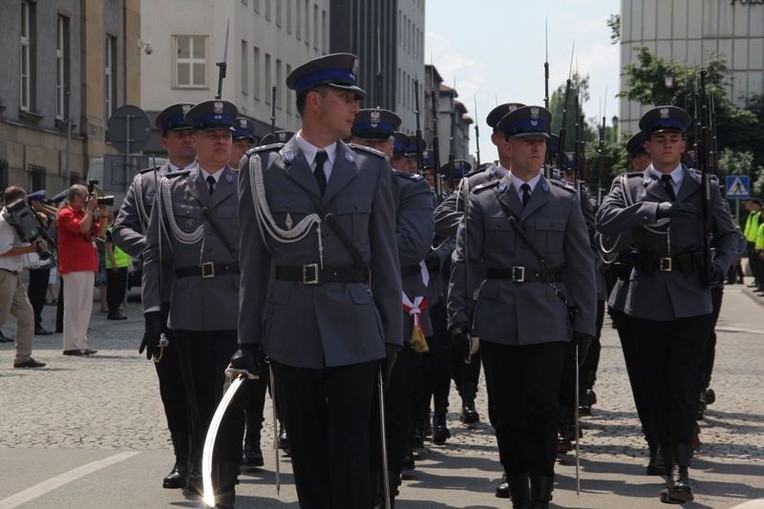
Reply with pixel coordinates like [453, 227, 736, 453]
[0, 284, 763, 508]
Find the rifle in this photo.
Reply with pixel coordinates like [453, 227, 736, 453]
[544, 18, 550, 110]
[376, 26, 382, 108]
[215, 19, 230, 100]
[557, 43, 575, 172]
[414, 79, 425, 177]
[474, 95, 481, 167]
[270, 86, 277, 134]
[597, 97, 606, 203]
[430, 64, 442, 199]
[698, 70, 714, 279]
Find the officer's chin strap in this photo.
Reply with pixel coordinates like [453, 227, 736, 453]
[248, 153, 324, 267]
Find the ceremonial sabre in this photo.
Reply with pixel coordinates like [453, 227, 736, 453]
[378, 366, 392, 509]
[269, 362, 280, 495]
[202, 373, 247, 508]
[574, 343, 581, 497]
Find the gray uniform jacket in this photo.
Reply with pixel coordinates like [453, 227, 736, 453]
[237, 138, 402, 369]
[143, 164, 240, 331]
[393, 170, 435, 338]
[433, 164, 509, 238]
[448, 174, 597, 345]
[113, 164, 174, 305]
[596, 167, 738, 321]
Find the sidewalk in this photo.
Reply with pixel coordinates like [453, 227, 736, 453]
[0, 283, 762, 508]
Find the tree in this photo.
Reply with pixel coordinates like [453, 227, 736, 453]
[549, 72, 595, 154]
[607, 14, 620, 44]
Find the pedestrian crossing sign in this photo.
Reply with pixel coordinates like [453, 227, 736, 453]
[725, 175, 750, 198]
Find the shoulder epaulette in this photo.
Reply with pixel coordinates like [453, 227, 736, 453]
[166, 169, 191, 178]
[549, 179, 577, 194]
[688, 168, 719, 182]
[625, 172, 643, 178]
[393, 170, 423, 181]
[464, 165, 488, 178]
[473, 180, 500, 193]
[137, 165, 162, 175]
[250, 142, 285, 154]
[348, 143, 385, 158]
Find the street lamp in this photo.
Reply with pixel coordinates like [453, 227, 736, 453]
[664, 70, 675, 89]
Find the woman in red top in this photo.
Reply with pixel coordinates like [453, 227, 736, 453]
[57, 184, 107, 355]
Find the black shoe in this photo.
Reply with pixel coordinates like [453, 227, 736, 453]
[578, 404, 592, 416]
[162, 465, 187, 489]
[278, 425, 290, 455]
[411, 427, 425, 449]
[495, 473, 510, 499]
[107, 312, 128, 320]
[241, 444, 264, 470]
[556, 436, 573, 454]
[184, 461, 203, 498]
[661, 465, 693, 504]
[14, 358, 46, 368]
[432, 413, 450, 445]
[402, 453, 415, 471]
[460, 398, 480, 425]
[83, 349, 98, 355]
[63, 349, 86, 356]
[646, 448, 666, 476]
[35, 327, 53, 335]
[704, 388, 716, 405]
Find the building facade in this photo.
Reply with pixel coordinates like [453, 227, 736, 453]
[422, 64, 472, 168]
[620, 0, 764, 134]
[140, 0, 330, 150]
[0, 0, 140, 193]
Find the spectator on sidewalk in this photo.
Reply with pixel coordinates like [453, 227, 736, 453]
[104, 217, 129, 320]
[26, 189, 54, 335]
[57, 184, 107, 356]
[0, 186, 47, 368]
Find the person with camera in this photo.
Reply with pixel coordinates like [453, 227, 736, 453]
[57, 184, 107, 356]
[0, 186, 47, 368]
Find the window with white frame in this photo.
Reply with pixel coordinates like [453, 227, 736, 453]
[286, 64, 292, 114]
[322, 10, 327, 53]
[313, 4, 318, 50]
[241, 40, 249, 94]
[286, 0, 292, 33]
[104, 35, 117, 119]
[253, 47, 261, 100]
[265, 53, 272, 105]
[174, 35, 207, 88]
[56, 14, 69, 120]
[296, 0, 301, 39]
[276, 59, 283, 110]
[304, 0, 309, 46]
[20, 0, 34, 111]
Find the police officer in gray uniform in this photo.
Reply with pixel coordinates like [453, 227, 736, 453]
[449, 105, 596, 509]
[233, 53, 402, 509]
[142, 99, 245, 508]
[351, 107, 434, 500]
[596, 105, 738, 504]
[112, 103, 194, 490]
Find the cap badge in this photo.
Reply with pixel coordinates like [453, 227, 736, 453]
[214, 101, 224, 114]
[370, 110, 381, 126]
[239, 119, 247, 128]
[530, 107, 540, 119]
[278, 132, 287, 142]
[345, 151, 354, 164]
[225, 172, 233, 182]
[660, 107, 670, 119]
[182, 104, 192, 114]
[351, 57, 359, 76]
[283, 150, 295, 164]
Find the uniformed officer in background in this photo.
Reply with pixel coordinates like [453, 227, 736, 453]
[449, 105, 596, 508]
[432, 102, 523, 498]
[234, 53, 402, 509]
[596, 105, 739, 504]
[142, 99, 244, 508]
[112, 103, 195, 490]
[351, 107, 435, 501]
[230, 116, 257, 169]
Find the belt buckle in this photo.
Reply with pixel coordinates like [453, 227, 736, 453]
[201, 262, 215, 278]
[302, 263, 319, 285]
[659, 257, 672, 272]
[511, 266, 525, 283]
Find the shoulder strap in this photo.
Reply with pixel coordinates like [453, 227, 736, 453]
[492, 188, 549, 271]
[187, 193, 238, 260]
[303, 192, 364, 267]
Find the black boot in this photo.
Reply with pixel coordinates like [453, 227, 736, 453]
[163, 433, 189, 489]
[213, 461, 240, 509]
[184, 455, 203, 498]
[495, 472, 510, 499]
[508, 471, 530, 508]
[432, 412, 450, 445]
[460, 397, 480, 424]
[529, 475, 553, 509]
[646, 446, 666, 476]
[241, 430, 264, 470]
[277, 423, 290, 455]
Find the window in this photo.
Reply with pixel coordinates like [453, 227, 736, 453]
[276, 0, 282, 27]
[241, 40, 249, 94]
[69, 172, 81, 185]
[322, 10, 327, 53]
[252, 0, 259, 13]
[20, 0, 35, 111]
[29, 165, 46, 192]
[286, 0, 292, 33]
[276, 59, 283, 110]
[265, 53, 272, 105]
[296, 0, 301, 39]
[304, 0, 309, 46]
[0, 161, 8, 191]
[104, 35, 117, 118]
[286, 64, 292, 114]
[174, 35, 207, 88]
[313, 4, 318, 49]
[265, 0, 271, 20]
[56, 15, 69, 120]
[253, 47, 260, 100]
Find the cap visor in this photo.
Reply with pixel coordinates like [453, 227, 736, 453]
[510, 132, 550, 140]
[328, 83, 367, 99]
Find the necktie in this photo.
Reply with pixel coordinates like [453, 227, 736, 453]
[314, 151, 328, 195]
[661, 174, 676, 201]
[521, 183, 531, 208]
[206, 175, 216, 195]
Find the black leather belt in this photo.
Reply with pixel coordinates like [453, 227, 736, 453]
[485, 267, 561, 283]
[275, 264, 368, 285]
[630, 250, 703, 275]
[400, 265, 421, 277]
[175, 262, 239, 279]
[0, 268, 19, 276]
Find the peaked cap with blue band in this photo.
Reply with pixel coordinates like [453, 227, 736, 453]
[286, 52, 366, 99]
[439, 160, 472, 178]
[27, 190, 47, 203]
[626, 131, 648, 158]
[404, 134, 424, 158]
[184, 100, 239, 131]
[497, 105, 552, 140]
[352, 108, 401, 139]
[486, 102, 526, 131]
[639, 105, 691, 136]
[260, 130, 295, 145]
[393, 132, 412, 155]
[232, 116, 256, 142]
[155, 103, 194, 133]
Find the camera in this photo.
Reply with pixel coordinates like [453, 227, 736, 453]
[87, 179, 115, 207]
[4, 199, 52, 260]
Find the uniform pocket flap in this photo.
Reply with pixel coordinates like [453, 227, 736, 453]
[269, 194, 315, 213]
[335, 197, 372, 215]
[535, 218, 565, 231]
[485, 216, 511, 231]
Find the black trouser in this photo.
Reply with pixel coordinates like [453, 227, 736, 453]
[558, 335, 591, 433]
[452, 347, 481, 401]
[106, 267, 127, 313]
[427, 303, 453, 415]
[748, 242, 761, 285]
[620, 313, 712, 466]
[702, 287, 724, 390]
[155, 304, 189, 435]
[243, 367, 270, 444]
[27, 267, 50, 329]
[579, 300, 606, 396]
[273, 360, 378, 509]
[55, 277, 64, 332]
[174, 329, 244, 464]
[370, 346, 422, 499]
[614, 308, 658, 449]
[481, 340, 566, 477]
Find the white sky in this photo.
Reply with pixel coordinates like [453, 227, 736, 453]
[425, 0, 621, 163]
